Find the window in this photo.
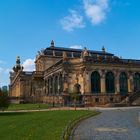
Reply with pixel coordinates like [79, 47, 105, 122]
[91, 71, 101, 93]
[119, 72, 128, 95]
[134, 73, 140, 92]
[95, 98, 99, 103]
[106, 72, 115, 93]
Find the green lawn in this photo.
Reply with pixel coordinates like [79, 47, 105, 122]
[0, 110, 97, 140]
[7, 104, 49, 111]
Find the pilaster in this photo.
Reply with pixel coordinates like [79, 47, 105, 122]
[100, 70, 106, 94]
[115, 72, 120, 94]
[128, 72, 134, 93]
[85, 71, 91, 93]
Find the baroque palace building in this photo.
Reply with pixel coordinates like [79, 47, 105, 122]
[9, 41, 140, 106]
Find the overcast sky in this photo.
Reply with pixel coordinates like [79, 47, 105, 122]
[0, 0, 140, 86]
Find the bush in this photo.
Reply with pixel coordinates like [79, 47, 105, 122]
[0, 89, 10, 111]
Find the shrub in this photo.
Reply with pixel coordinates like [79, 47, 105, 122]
[0, 88, 10, 111]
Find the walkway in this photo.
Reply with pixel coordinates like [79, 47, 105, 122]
[72, 107, 140, 140]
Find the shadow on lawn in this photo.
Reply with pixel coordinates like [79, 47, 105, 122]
[0, 112, 31, 116]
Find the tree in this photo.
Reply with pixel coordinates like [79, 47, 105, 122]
[69, 83, 81, 110]
[0, 88, 10, 111]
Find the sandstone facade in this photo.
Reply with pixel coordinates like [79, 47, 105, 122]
[9, 41, 140, 106]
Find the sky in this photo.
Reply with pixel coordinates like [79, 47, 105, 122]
[0, 0, 140, 87]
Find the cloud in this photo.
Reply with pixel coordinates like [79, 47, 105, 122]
[60, 0, 110, 31]
[83, 0, 109, 25]
[60, 10, 85, 31]
[23, 58, 35, 71]
[70, 45, 83, 49]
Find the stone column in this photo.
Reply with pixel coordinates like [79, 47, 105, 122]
[53, 76, 55, 95]
[50, 76, 53, 95]
[83, 69, 86, 94]
[45, 79, 48, 95]
[128, 73, 134, 93]
[44, 80, 46, 95]
[101, 72, 106, 94]
[115, 72, 120, 94]
[48, 78, 50, 95]
[57, 75, 60, 95]
[58, 73, 63, 94]
[85, 72, 91, 93]
[63, 72, 68, 93]
[57, 76, 59, 95]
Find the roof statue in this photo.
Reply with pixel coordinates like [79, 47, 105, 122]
[40, 48, 45, 55]
[81, 47, 89, 57]
[50, 40, 54, 48]
[63, 51, 67, 60]
[102, 46, 106, 53]
[16, 56, 20, 65]
[53, 50, 55, 56]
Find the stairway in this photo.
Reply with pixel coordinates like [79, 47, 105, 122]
[129, 90, 140, 105]
[108, 91, 140, 107]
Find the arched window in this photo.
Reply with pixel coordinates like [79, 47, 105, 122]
[134, 73, 140, 92]
[54, 76, 58, 94]
[91, 71, 101, 93]
[119, 72, 128, 95]
[106, 72, 115, 93]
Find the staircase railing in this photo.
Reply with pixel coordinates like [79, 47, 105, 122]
[129, 90, 140, 103]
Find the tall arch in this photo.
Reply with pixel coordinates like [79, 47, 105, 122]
[91, 71, 101, 93]
[134, 73, 140, 92]
[106, 72, 115, 93]
[119, 72, 128, 95]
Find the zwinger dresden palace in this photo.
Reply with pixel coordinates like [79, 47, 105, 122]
[9, 41, 140, 106]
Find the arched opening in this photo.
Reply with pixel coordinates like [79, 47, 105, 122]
[119, 72, 128, 95]
[91, 71, 101, 93]
[106, 72, 115, 93]
[134, 73, 140, 92]
[73, 83, 81, 94]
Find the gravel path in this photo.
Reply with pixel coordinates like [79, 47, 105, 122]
[72, 108, 140, 140]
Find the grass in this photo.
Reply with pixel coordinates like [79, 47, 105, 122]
[6, 103, 49, 111]
[0, 110, 97, 140]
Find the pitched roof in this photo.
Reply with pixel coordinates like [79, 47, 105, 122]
[44, 46, 114, 56]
